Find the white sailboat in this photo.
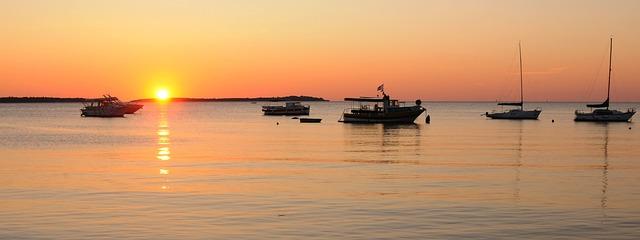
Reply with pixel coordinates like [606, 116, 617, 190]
[575, 37, 635, 122]
[486, 42, 542, 120]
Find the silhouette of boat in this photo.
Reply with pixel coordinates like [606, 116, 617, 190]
[340, 86, 425, 123]
[486, 42, 541, 120]
[575, 37, 635, 122]
[300, 118, 322, 123]
[103, 95, 144, 114]
[81, 98, 126, 117]
[262, 102, 310, 115]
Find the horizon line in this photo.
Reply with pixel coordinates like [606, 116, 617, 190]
[1, 96, 640, 104]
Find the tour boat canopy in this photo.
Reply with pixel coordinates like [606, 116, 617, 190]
[344, 97, 386, 102]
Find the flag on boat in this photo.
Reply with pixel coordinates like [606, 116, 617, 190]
[377, 84, 384, 92]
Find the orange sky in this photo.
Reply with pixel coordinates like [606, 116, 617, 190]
[1, 0, 639, 101]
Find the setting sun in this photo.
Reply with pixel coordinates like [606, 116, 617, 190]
[156, 89, 170, 101]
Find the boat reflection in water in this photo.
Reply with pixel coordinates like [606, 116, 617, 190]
[343, 123, 422, 164]
[156, 103, 171, 190]
[512, 121, 523, 202]
[600, 124, 610, 216]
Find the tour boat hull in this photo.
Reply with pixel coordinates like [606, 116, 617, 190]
[341, 107, 425, 124]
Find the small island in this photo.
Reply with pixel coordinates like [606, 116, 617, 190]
[0, 95, 328, 103]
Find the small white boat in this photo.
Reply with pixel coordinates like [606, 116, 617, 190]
[81, 99, 126, 117]
[262, 102, 310, 115]
[575, 37, 635, 122]
[300, 118, 322, 123]
[486, 42, 541, 120]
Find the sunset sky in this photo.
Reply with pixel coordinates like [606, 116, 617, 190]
[1, 0, 639, 101]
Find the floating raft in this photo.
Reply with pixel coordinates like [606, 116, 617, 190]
[299, 118, 322, 123]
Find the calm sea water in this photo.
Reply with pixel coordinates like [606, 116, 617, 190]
[1, 101, 639, 239]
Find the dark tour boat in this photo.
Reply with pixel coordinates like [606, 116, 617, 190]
[340, 85, 425, 123]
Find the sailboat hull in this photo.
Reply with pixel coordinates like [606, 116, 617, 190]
[574, 110, 635, 122]
[486, 109, 541, 120]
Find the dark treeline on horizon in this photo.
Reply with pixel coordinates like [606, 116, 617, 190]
[0, 96, 327, 103]
[131, 96, 327, 102]
[0, 97, 87, 103]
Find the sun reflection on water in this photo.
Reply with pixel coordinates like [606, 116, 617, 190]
[157, 104, 171, 190]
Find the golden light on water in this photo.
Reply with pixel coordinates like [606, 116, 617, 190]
[156, 104, 171, 190]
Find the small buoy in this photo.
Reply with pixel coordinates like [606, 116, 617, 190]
[276, 122, 279, 125]
[426, 115, 431, 124]
[552, 119, 555, 123]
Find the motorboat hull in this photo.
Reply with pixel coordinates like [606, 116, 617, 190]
[124, 103, 144, 114]
[486, 109, 541, 120]
[341, 107, 425, 124]
[81, 106, 126, 118]
[574, 110, 635, 122]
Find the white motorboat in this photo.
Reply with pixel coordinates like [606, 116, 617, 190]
[81, 98, 127, 117]
[262, 102, 310, 115]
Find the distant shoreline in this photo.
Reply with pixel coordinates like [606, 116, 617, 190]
[0, 96, 638, 104]
[0, 96, 328, 103]
[131, 96, 328, 103]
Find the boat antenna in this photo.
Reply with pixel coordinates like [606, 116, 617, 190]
[519, 41, 524, 110]
[377, 83, 385, 96]
[607, 36, 612, 110]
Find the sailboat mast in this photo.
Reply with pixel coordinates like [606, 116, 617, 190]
[607, 37, 612, 110]
[519, 41, 524, 110]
